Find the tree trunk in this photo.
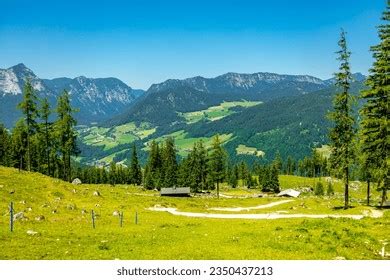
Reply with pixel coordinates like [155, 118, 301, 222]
[26, 132, 30, 171]
[381, 188, 387, 208]
[344, 167, 349, 209]
[217, 181, 219, 199]
[367, 179, 370, 206]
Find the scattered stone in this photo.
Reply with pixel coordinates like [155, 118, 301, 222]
[13, 212, 24, 221]
[51, 209, 57, 214]
[72, 189, 77, 194]
[55, 197, 61, 201]
[113, 211, 120, 216]
[93, 191, 101, 197]
[26, 230, 38, 236]
[66, 204, 76, 210]
[95, 204, 100, 207]
[41, 203, 50, 208]
[81, 209, 88, 214]
[0, 184, 3, 188]
[27, 207, 33, 212]
[19, 200, 26, 204]
[9, 189, 15, 194]
[72, 178, 82, 185]
[35, 215, 45, 221]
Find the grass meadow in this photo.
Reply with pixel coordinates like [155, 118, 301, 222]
[0, 166, 388, 260]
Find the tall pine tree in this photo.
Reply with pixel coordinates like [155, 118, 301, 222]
[17, 79, 39, 171]
[360, 4, 389, 207]
[328, 30, 356, 209]
[129, 143, 142, 185]
[55, 90, 78, 182]
[208, 135, 226, 198]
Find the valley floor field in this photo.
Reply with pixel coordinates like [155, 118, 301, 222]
[0, 167, 389, 260]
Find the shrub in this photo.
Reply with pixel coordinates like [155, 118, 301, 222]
[326, 182, 334, 196]
[314, 182, 324, 196]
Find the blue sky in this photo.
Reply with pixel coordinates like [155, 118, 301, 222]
[0, 0, 386, 89]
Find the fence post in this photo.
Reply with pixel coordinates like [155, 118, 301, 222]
[10, 202, 14, 232]
[120, 211, 123, 227]
[135, 211, 138, 225]
[91, 210, 95, 229]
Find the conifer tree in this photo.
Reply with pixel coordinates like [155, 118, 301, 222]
[129, 143, 142, 185]
[161, 137, 178, 188]
[0, 124, 11, 166]
[208, 135, 226, 198]
[55, 90, 78, 182]
[11, 120, 28, 170]
[328, 30, 356, 209]
[17, 79, 39, 171]
[40, 97, 53, 175]
[360, 4, 389, 207]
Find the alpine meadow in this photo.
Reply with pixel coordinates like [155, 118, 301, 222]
[0, 1, 389, 261]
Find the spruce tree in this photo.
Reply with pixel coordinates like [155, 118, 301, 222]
[0, 124, 11, 166]
[55, 90, 78, 182]
[161, 137, 178, 188]
[328, 30, 356, 209]
[17, 79, 39, 171]
[129, 143, 142, 185]
[11, 120, 28, 171]
[208, 135, 226, 198]
[360, 4, 389, 207]
[40, 98, 53, 175]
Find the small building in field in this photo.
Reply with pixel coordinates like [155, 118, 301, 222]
[160, 187, 191, 197]
[277, 189, 301, 198]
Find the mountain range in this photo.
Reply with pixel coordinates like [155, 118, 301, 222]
[0, 63, 144, 127]
[0, 63, 366, 165]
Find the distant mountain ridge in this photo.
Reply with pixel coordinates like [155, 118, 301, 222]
[0, 64, 144, 127]
[108, 71, 365, 127]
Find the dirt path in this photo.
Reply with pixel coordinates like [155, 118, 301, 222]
[209, 200, 293, 212]
[147, 207, 383, 220]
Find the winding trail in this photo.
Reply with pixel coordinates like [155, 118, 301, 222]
[208, 200, 293, 212]
[147, 207, 383, 220]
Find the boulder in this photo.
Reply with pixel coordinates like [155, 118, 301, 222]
[35, 215, 45, 221]
[72, 178, 82, 185]
[93, 191, 101, 197]
[113, 210, 120, 216]
[26, 230, 38, 236]
[13, 212, 24, 221]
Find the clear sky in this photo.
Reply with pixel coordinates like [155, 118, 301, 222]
[0, 0, 386, 89]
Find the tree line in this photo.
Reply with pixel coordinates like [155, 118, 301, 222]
[0, 81, 78, 182]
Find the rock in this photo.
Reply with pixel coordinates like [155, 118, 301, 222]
[113, 211, 120, 216]
[19, 200, 26, 204]
[66, 204, 76, 210]
[26, 230, 38, 236]
[72, 178, 82, 185]
[81, 209, 88, 214]
[51, 209, 57, 214]
[13, 212, 24, 221]
[35, 215, 45, 221]
[72, 189, 77, 194]
[27, 207, 33, 212]
[93, 191, 101, 197]
[55, 197, 61, 201]
[9, 189, 15, 194]
[41, 203, 50, 208]
[95, 204, 100, 208]
[0, 184, 3, 188]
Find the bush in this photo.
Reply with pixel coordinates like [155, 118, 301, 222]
[326, 182, 334, 196]
[314, 182, 324, 196]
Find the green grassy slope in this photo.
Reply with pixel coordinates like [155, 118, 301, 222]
[0, 167, 388, 260]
